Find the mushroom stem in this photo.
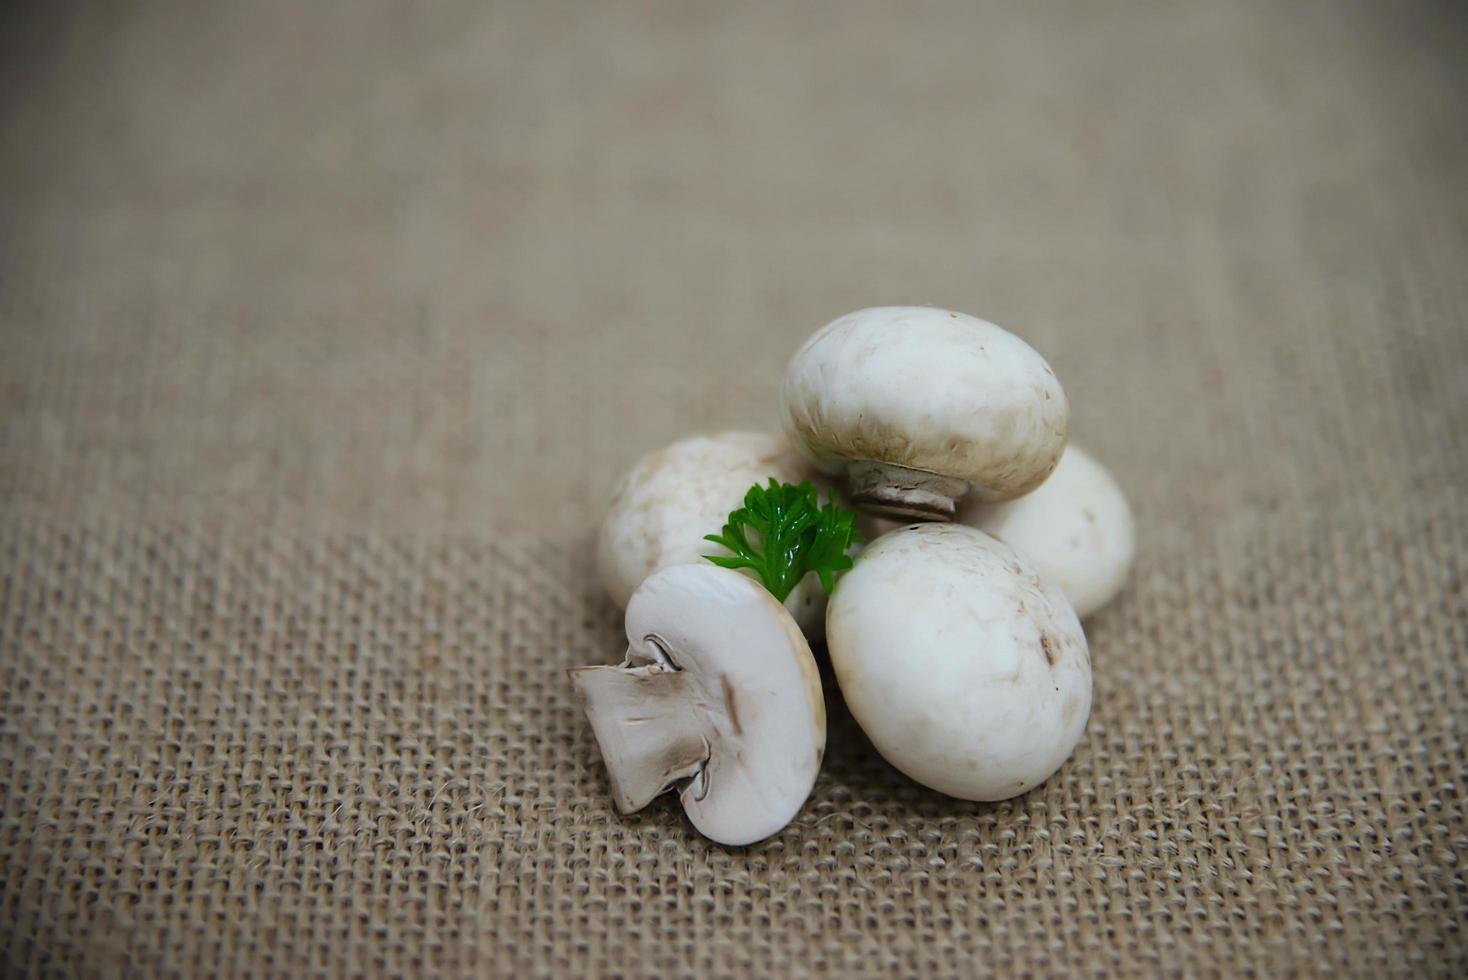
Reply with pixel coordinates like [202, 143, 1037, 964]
[846, 460, 969, 521]
[567, 662, 711, 813]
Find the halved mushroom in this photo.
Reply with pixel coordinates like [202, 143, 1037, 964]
[957, 443, 1136, 618]
[569, 563, 826, 846]
[781, 306, 1069, 520]
[596, 431, 832, 636]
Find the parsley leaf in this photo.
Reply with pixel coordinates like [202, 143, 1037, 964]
[702, 479, 862, 602]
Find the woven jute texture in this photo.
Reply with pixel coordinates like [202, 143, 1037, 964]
[2, 1, 1466, 976]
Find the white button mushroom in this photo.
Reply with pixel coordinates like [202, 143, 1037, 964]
[569, 563, 826, 846]
[825, 523, 1091, 801]
[957, 444, 1136, 619]
[596, 431, 831, 635]
[781, 306, 1069, 520]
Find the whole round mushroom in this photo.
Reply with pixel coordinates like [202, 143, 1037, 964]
[569, 563, 826, 846]
[596, 431, 831, 636]
[781, 306, 1069, 520]
[957, 443, 1136, 619]
[825, 523, 1091, 801]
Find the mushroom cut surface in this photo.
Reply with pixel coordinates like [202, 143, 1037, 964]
[570, 564, 826, 846]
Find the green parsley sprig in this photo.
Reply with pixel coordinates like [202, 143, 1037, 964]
[702, 479, 862, 602]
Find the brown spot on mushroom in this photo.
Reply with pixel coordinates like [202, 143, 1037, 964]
[721, 675, 743, 735]
[1040, 632, 1056, 667]
[1061, 695, 1081, 727]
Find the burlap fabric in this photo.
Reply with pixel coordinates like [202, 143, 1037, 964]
[2, 2, 1465, 976]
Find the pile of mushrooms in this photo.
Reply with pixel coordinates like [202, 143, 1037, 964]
[571, 306, 1136, 845]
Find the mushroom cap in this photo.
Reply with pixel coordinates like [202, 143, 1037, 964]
[958, 444, 1136, 619]
[596, 431, 829, 635]
[625, 564, 826, 845]
[781, 306, 1069, 502]
[826, 523, 1091, 801]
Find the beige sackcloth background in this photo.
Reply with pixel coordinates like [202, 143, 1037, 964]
[2, 1, 1466, 976]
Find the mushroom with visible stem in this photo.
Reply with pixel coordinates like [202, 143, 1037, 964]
[957, 443, 1136, 619]
[596, 431, 834, 636]
[569, 563, 826, 846]
[781, 306, 1069, 521]
[825, 522, 1091, 801]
